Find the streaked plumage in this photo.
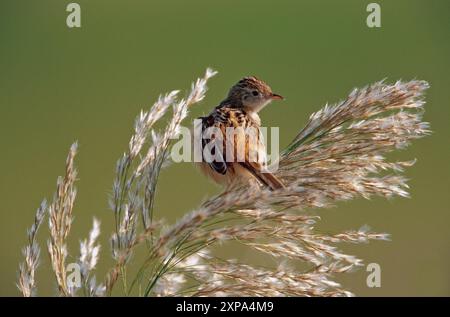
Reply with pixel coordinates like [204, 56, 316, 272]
[197, 76, 285, 190]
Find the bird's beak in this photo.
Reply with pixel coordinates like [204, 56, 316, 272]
[271, 93, 284, 100]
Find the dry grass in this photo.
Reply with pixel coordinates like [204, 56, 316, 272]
[17, 69, 430, 297]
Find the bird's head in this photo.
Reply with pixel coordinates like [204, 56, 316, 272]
[225, 76, 283, 112]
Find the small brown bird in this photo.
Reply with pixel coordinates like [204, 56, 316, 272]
[197, 76, 285, 190]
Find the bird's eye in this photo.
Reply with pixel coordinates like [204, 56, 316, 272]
[252, 90, 259, 96]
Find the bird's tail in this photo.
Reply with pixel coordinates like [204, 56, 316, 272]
[240, 162, 285, 191]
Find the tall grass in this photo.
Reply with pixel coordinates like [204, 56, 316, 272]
[17, 69, 430, 296]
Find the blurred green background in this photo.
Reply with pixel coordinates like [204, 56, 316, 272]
[1, 0, 449, 296]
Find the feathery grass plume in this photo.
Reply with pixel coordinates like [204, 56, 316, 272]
[108, 91, 179, 294]
[18, 200, 47, 297]
[17, 71, 430, 297]
[78, 218, 105, 296]
[47, 142, 78, 296]
[137, 187, 389, 296]
[106, 68, 217, 295]
[278, 80, 430, 202]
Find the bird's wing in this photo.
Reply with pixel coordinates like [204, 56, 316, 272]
[215, 108, 285, 190]
[201, 107, 249, 176]
[200, 110, 228, 175]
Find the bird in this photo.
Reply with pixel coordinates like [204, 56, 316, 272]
[196, 76, 285, 191]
